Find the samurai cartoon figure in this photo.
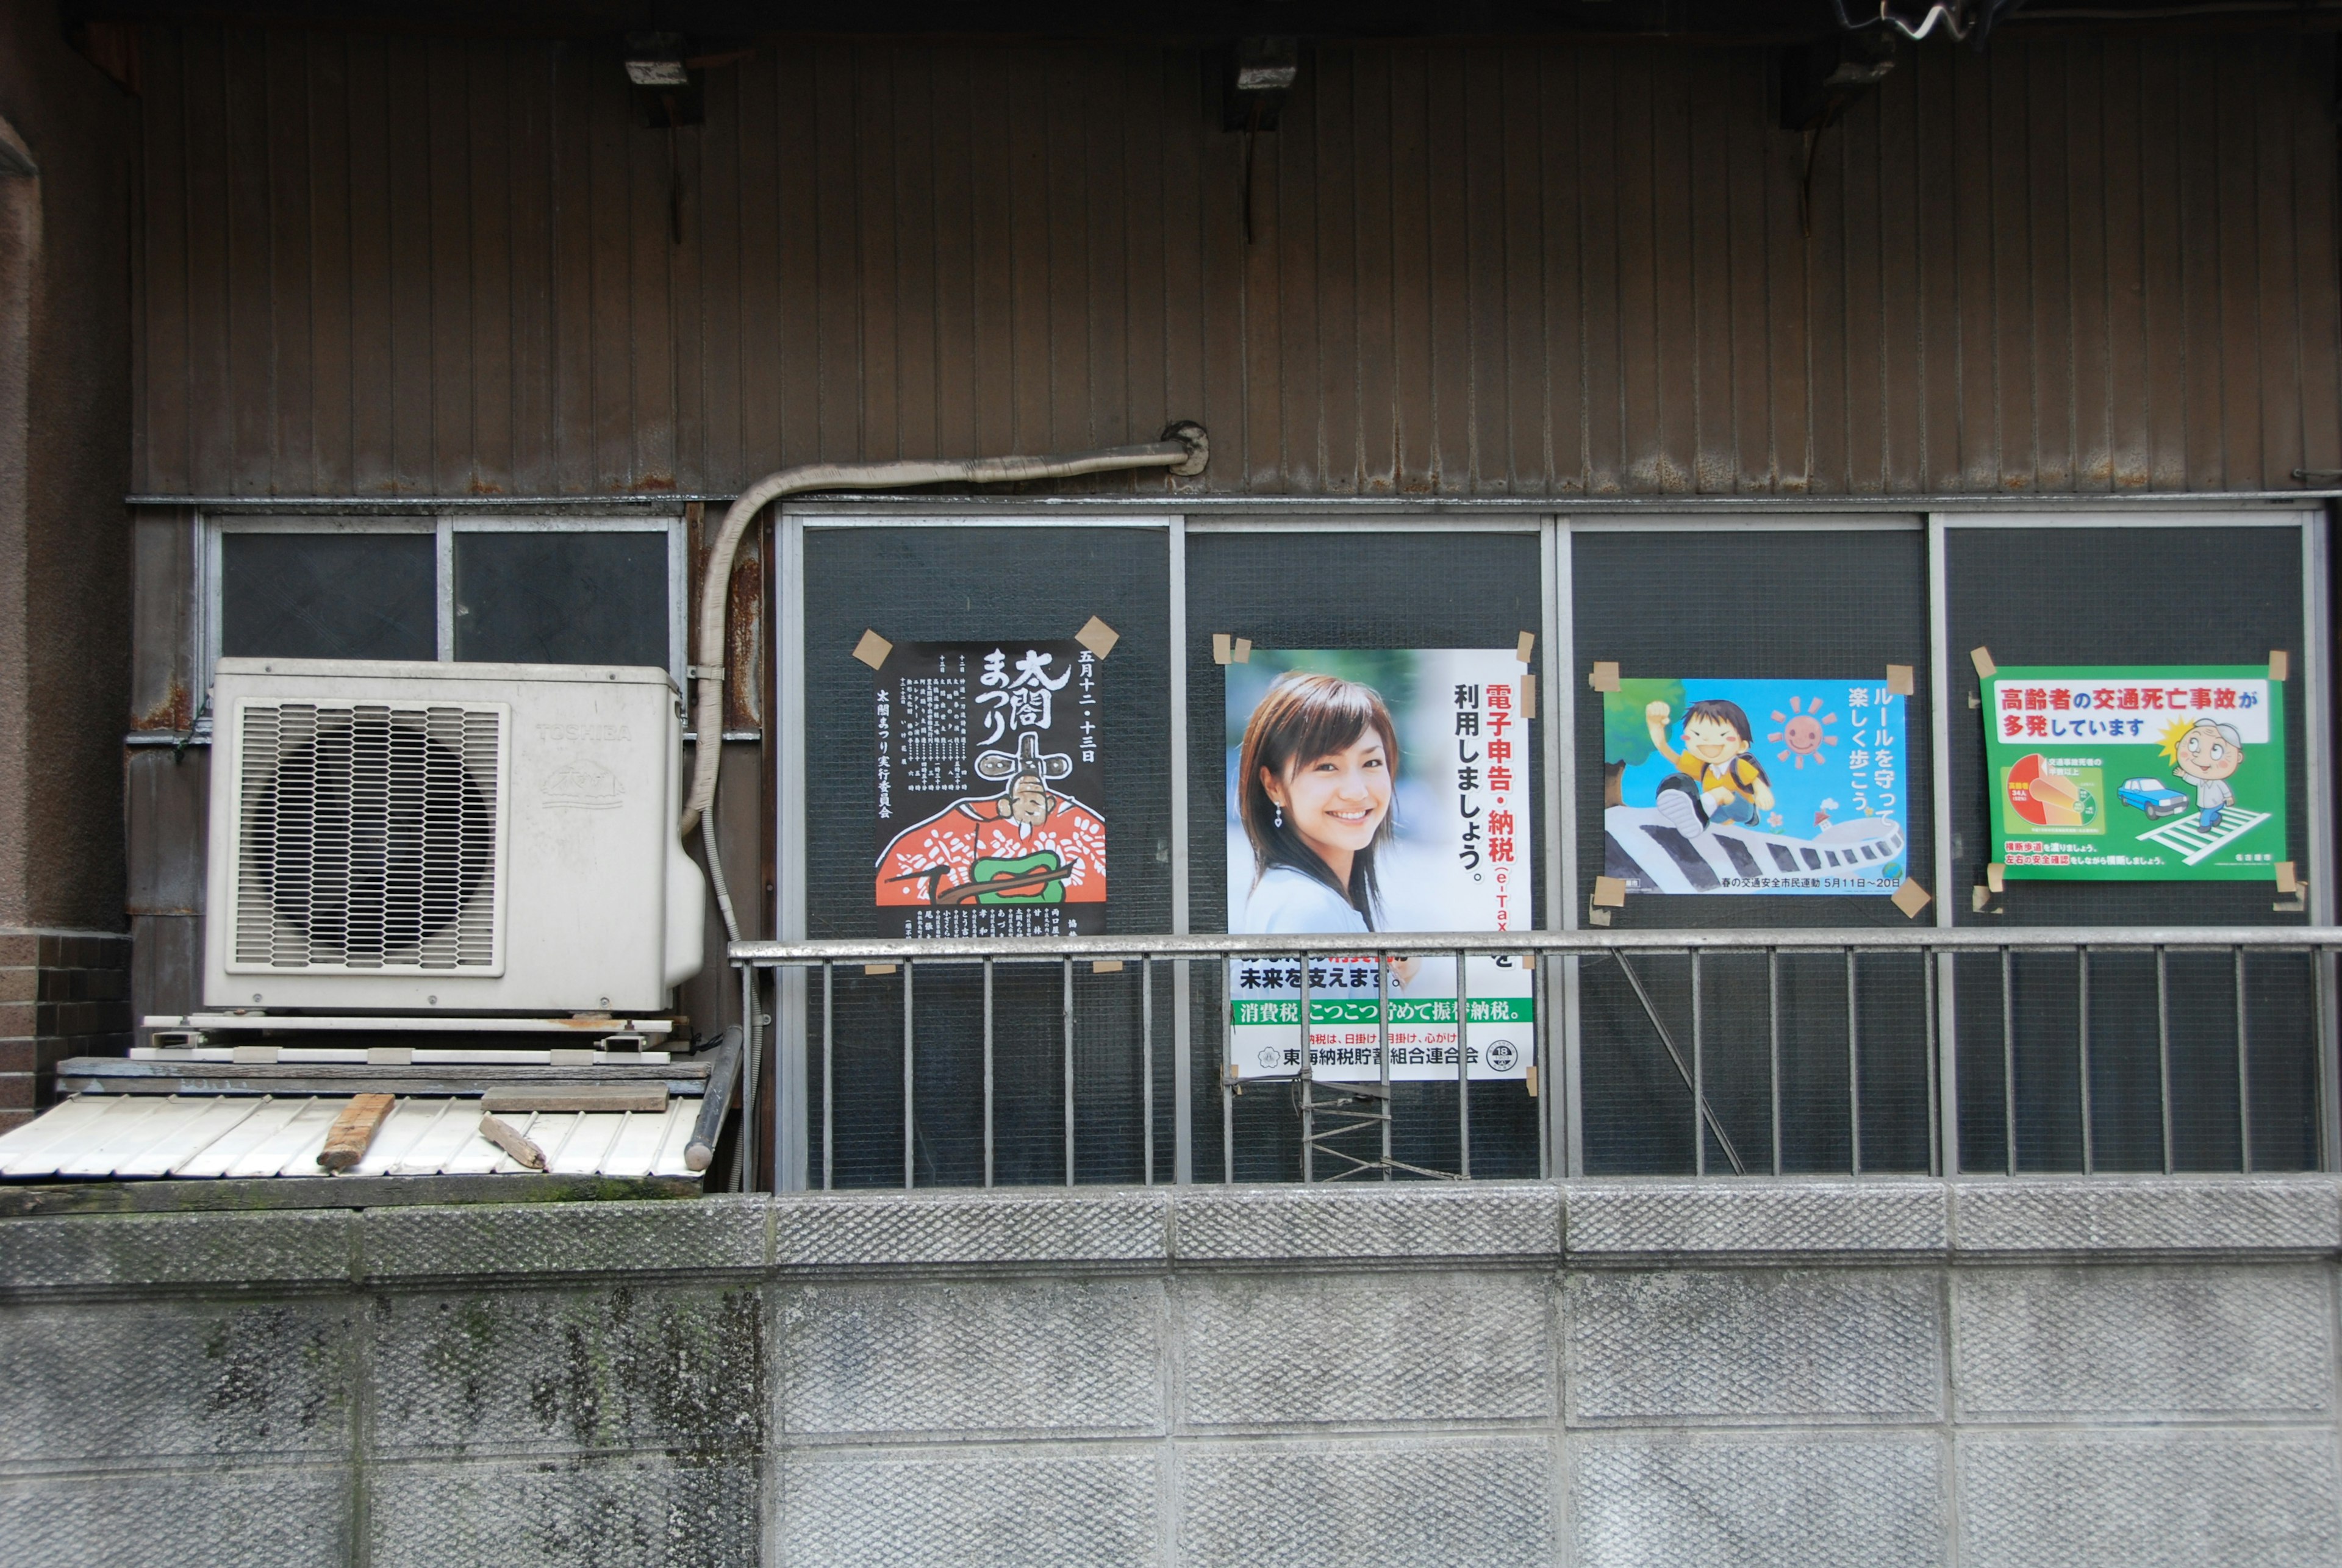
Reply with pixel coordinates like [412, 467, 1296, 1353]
[876, 729, 1108, 909]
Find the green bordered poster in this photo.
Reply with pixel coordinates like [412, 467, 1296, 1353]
[1982, 665, 2286, 881]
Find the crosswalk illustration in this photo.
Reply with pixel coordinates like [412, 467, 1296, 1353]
[2140, 806, 2270, 865]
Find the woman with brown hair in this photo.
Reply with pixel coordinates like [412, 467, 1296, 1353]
[1235, 670, 1403, 934]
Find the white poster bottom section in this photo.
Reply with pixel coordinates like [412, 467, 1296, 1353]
[1227, 953, 1535, 1082]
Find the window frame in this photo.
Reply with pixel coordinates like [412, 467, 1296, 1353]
[198, 511, 690, 693]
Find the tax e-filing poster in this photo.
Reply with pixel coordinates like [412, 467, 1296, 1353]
[1982, 665, 2286, 880]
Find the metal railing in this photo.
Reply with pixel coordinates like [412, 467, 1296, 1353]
[729, 926, 2342, 1189]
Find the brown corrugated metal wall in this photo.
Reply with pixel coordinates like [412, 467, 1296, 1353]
[131, 29, 2342, 498]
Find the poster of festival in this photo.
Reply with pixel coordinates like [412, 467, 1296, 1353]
[1224, 649, 1533, 1083]
[872, 640, 1106, 937]
[1981, 665, 2286, 881]
[1601, 677, 1910, 895]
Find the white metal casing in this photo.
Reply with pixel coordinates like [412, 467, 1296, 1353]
[202, 657, 705, 1013]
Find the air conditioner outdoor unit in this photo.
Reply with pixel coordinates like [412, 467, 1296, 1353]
[201, 657, 706, 1015]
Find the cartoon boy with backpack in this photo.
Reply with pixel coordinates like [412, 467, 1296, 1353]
[1644, 698, 1776, 838]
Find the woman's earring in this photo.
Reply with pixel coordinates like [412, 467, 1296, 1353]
[1274, 804, 1284, 828]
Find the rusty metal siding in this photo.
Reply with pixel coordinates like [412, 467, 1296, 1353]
[132, 30, 2342, 499]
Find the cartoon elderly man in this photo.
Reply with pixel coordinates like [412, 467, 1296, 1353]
[2172, 717, 2244, 831]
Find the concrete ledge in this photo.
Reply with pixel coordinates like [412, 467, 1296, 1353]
[1951, 1178, 2342, 1256]
[1563, 1180, 1950, 1258]
[773, 1187, 1169, 1269]
[361, 1197, 769, 1281]
[1172, 1182, 1561, 1262]
[0, 1208, 357, 1290]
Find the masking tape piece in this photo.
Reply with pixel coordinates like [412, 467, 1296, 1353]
[1886, 664, 1915, 696]
[1092, 959, 1124, 974]
[1891, 878, 1933, 919]
[2276, 861, 2299, 895]
[1589, 661, 1620, 692]
[852, 629, 893, 670]
[1591, 875, 1628, 908]
[1525, 1064, 1538, 1098]
[1523, 674, 1538, 720]
[864, 963, 897, 976]
[1076, 616, 1120, 659]
[1588, 907, 1614, 927]
[1516, 631, 1536, 664]
[1986, 863, 2005, 893]
[1212, 633, 1232, 665]
[1233, 637, 1253, 664]
[1969, 646, 1997, 679]
[2270, 649, 2291, 681]
[1971, 885, 1993, 913]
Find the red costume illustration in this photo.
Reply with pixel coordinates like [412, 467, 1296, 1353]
[875, 731, 1108, 907]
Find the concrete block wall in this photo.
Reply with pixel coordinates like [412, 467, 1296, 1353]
[0, 1180, 2335, 1566]
[0, 929, 130, 1133]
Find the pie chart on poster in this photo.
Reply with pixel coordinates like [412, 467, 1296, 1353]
[2006, 752, 2049, 826]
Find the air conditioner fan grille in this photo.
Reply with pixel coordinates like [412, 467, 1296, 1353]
[233, 701, 501, 970]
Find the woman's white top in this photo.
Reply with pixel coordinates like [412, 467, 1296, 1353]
[1242, 865, 1375, 935]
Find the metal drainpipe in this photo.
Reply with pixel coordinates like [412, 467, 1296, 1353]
[679, 422, 1209, 944]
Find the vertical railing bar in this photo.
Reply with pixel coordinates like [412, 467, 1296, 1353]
[1847, 948, 1861, 1178]
[1141, 955, 1155, 1187]
[2002, 946, 2017, 1176]
[2077, 946, 2094, 1176]
[1768, 947, 1783, 1178]
[1378, 948, 1392, 1181]
[1534, 954, 1549, 1180]
[1223, 969, 1236, 1186]
[982, 957, 995, 1189]
[1298, 950, 1314, 1185]
[1062, 957, 1075, 1187]
[2236, 946, 2254, 1174]
[2156, 946, 2173, 1176]
[820, 961, 833, 1192]
[901, 960, 915, 1191]
[1923, 945, 1940, 1178]
[1691, 950, 1706, 1178]
[1456, 948, 1471, 1180]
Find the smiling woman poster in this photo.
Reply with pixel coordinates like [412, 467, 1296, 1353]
[1223, 650, 1534, 1083]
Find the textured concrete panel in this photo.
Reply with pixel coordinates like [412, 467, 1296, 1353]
[1960, 1431, 2342, 1568]
[779, 1277, 1162, 1438]
[1954, 1264, 2332, 1417]
[1173, 1183, 1561, 1262]
[1180, 1271, 1551, 1427]
[779, 1450, 1159, 1567]
[0, 1467, 350, 1566]
[0, 1297, 353, 1463]
[362, 1198, 766, 1281]
[370, 1456, 757, 1566]
[1574, 1435, 1944, 1568]
[1179, 1442, 1554, 1567]
[0, 1208, 356, 1289]
[774, 1189, 1166, 1268]
[1566, 1269, 1943, 1423]
[370, 1285, 765, 1459]
[1563, 1182, 1947, 1257]
[1952, 1178, 2340, 1255]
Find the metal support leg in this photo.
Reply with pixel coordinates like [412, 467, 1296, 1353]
[1142, 956, 1154, 1187]
[902, 961, 915, 1190]
[1063, 957, 1075, 1187]
[983, 958, 995, 1189]
[821, 962, 834, 1192]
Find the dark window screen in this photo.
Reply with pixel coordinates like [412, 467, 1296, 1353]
[221, 531, 435, 662]
[803, 527, 1172, 1188]
[454, 531, 669, 668]
[1945, 523, 2316, 1173]
[1571, 528, 1935, 1176]
[1188, 529, 1548, 1184]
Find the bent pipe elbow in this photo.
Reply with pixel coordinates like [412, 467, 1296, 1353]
[677, 424, 1207, 838]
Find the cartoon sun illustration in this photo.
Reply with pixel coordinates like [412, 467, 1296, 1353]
[1768, 695, 1841, 770]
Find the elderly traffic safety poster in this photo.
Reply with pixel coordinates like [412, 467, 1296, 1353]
[1601, 678, 1911, 895]
[1982, 665, 2286, 880]
[1223, 649, 1533, 1083]
[872, 640, 1106, 936]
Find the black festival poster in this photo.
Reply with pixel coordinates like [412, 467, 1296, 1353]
[873, 640, 1106, 937]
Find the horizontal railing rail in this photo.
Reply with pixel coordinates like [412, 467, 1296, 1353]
[731, 928, 2342, 1191]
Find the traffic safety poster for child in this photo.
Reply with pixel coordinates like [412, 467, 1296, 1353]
[1225, 650, 1533, 1082]
[1982, 665, 2286, 880]
[1602, 678, 1910, 895]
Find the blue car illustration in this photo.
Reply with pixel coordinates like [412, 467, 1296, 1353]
[2117, 777, 2188, 820]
